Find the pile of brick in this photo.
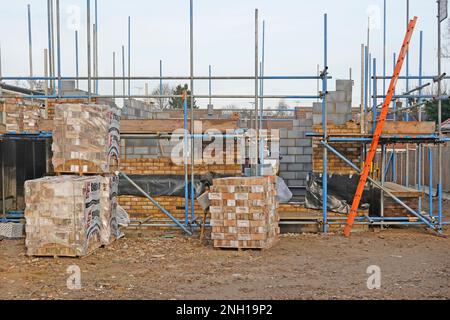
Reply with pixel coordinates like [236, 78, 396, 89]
[46, 98, 98, 120]
[2, 99, 41, 133]
[52, 104, 120, 174]
[312, 122, 361, 174]
[24, 175, 121, 257]
[25, 176, 102, 257]
[209, 176, 279, 249]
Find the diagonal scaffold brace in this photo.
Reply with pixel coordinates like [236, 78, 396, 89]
[343, 16, 418, 237]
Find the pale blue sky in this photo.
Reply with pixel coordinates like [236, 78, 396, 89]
[0, 0, 446, 108]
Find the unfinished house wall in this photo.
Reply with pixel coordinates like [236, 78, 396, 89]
[311, 79, 360, 174]
[278, 109, 313, 194]
[118, 135, 243, 225]
[121, 99, 155, 119]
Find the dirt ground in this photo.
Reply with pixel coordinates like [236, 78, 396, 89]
[1, 225, 450, 300]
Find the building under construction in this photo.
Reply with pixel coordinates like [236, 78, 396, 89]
[0, 0, 449, 301]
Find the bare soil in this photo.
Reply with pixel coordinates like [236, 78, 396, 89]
[1, 226, 450, 300]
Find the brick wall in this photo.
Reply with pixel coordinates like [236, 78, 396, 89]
[312, 122, 361, 174]
[120, 137, 243, 175]
[118, 195, 203, 223]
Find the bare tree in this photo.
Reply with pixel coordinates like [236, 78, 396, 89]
[277, 99, 291, 116]
[151, 83, 172, 109]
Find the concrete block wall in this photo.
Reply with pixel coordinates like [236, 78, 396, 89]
[313, 79, 353, 125]
[278, 109, 313, 193]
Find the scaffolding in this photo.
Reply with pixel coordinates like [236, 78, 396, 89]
[311, 0, 450, 235]
[0, 0, 329, 234]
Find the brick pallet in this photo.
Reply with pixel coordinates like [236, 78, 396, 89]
[52, 104, 121, 174]
[2, 100, 41, 133]
[25, 176, 103, 257]
[209, 176, 279, 249]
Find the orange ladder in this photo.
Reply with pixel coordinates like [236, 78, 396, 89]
[343, 17, 418, 237]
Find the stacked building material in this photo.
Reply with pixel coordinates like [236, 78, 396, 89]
[52, 104, 121, 174]
[2, 100, 41, 133]
[99, 175, 120, 245]
[209, 176, 279, 249]
[24, 176, 103, 257]
[22, 104, 41, 133]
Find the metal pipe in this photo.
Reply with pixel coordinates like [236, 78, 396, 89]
[372, 58, 377, 133]
[437, 0, 444, 233]
[0, 75, 329, 81]
[112, 51, 116, 99]
[260, 20, 266, 169]
[405, 0, 410, 121]
[160, 59, 163, 109]
[122, 45, 125, 106]
[0, 93, 324, 100]
[50, 0, 56, 94]
[322, 13, 328, 233]
[388, 101, 427, 115]
[360, 44, 365, 134]
[183, 93, 189, 226]
[55, 0, 61, 97]
[119, 172, 192, 235]
[254, 8, 259, 173]
[190, 0, 195, 223]
[75, 31, 79, 89]
[87, 0, 91, 101]
[27, 4, 34, 91]
[128, 16, 131, 99]
[364, 46, 368, 122]
[1, 145, 5, 219]
[208, 65, 212, 106]
[419, 31, 423, 120]
[418, 143, 422, 214]
[93, 23, 97, 94]
[44, 49, 49, 117]
[46, 0, 54, 92]
[95, 0, 98, 95]
[428, 146, 433, 218]
[320, 141, 437, 231]
[381, 144, 386, 226]
[383, 0, 386, 95]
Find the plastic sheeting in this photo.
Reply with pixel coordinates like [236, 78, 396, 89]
[305, 172, 370, 214]
[118, 173, 224, 198]
[277, 176, 293, 203]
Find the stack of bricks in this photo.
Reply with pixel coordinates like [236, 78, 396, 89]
[25, 176, 103, 257]
[52, 104, 120, 174]
[22, 104, 41, 132]
[2, 99, 41, 133]
[46, 98, 98, 120]
[312, 122, 361, 174]
[209, 176, 279, 249]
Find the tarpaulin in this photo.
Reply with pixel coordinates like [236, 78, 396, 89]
[305, 172, 371, 214]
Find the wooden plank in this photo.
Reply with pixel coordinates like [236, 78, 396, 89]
[384, 182, 423, 197]
[382, 121, 436, 135]
[39, 118, 239, 134]
[0, 123, 5, 134]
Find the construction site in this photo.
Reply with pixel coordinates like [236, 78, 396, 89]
[1, 0, 450, 301]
